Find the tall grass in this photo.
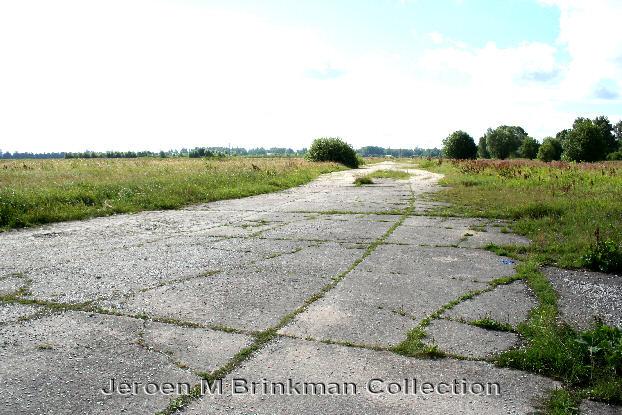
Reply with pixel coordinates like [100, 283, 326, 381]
[0, 157, 343, 230]
[417, 158, 622, 269]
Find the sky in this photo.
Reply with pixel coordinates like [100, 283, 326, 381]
[1, 0, 621, 152]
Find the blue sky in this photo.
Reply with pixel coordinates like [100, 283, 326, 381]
[0, 0, 620, 152]
[218, 0, 560, 49]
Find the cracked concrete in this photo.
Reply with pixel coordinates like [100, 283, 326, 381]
[443, 281, 537, 328]
[0, 162, 568, 414]
[183, 337, 558, 415]
[424, 319, 521, 359]
[544, 267, 622, 330]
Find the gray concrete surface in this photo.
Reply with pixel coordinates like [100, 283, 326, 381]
[443, 281, 537, 328]
[424, 319, 521, 359]
[544, 267, 622, 329]
[0, 312, 200, 415]
[580, 400, 622, 415]
[183, 337, 558, 415]
[0, 162, 572, 414]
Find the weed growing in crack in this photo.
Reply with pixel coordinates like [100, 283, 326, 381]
[470, 318, 513, 332]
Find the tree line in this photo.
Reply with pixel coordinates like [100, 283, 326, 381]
[0, 145, 444, 160]
[443, 116, 622, 162]
[357, 146, 442, 158]
[0, 147, 307, 159]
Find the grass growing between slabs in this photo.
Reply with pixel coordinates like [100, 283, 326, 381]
[0, 157, 344, 231]
[354, 169, 411, 186]
[497, 263, 622, 412]
[415, 158, 622, 413]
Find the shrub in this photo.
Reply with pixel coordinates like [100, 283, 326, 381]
[607, 151, 622, 161]
[442, 131, 477, 159]
[582, 239, 622, 273]
[354, 176, 373, 186]
[537, 137, 563, 162]
[484, 125, 527, 159]
[519, 136, 540, 159]
[562, 119, 607, 162]
[306, 137, 359, 168]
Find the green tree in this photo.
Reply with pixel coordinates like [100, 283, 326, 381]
[484, 125, 527, 159]
[442, 131, 477, 159]
[537, 137, 563, 162]
[519, 136, 540, 159]
[593, 115, 617, 154]
[562, 119, 606, 162]
[614, 120, 622, 146]
[477, 136, 490, 158]
[358, 146, 386, 157]
[556, 129, 571, 145]
[306, 137, 359, 168]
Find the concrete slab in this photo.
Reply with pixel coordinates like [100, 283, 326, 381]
[425, 319, 521, 359]
[0, 303, 43, 325]
[209, 237, 320, 257]
[0, 275, 24, 295]
[353, 245, 517, 284]
[544, 267, 622, 329]
[115, 242, 364, 331]
[261, 215, 399, 242]
[387, 216, 529, 249]
[25, 240, 253, 304]
[279, 245, 516, 346]
[458, 230, 530, 249]
[183, 337, 559, 415]
[279, 297, 419, 347]
[387, 225, 467, 246]
[141, 322, 253, 373]
[443, 281, 537, 328]
[0, 311, 198, 415]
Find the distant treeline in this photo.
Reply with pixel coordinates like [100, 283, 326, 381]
[0, 147, 306, 159]
[357, 146, 442, 158]
[0, 145, 443, 159]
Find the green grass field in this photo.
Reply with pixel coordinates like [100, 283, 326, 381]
[415, 158, 622, 412]
[416, 158, 622, 270]
[0, 157, 343, 231]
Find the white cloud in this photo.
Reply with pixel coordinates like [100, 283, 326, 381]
[0, 0, 621, 152]
[541, 0, 622, 100]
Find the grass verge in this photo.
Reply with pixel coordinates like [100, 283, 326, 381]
[416, 158, 622, 271]
[415, 158, 622, 412]
[496, 263, 622, 409]
[0, 157, 344, 231]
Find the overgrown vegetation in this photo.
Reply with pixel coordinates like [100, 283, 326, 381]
[0, 158, 343, 231]
[415, 158, 622, 411]
[354, 176, 374, 186]
[367, 169, 411, 180]
[581, 229, 622, 273]
[353, 169, 411, 186]
[496, 264, 622, 406]
[306, 137, 360, 168]
[417, 158, 622, 270]
[470, 318, 513, 332]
